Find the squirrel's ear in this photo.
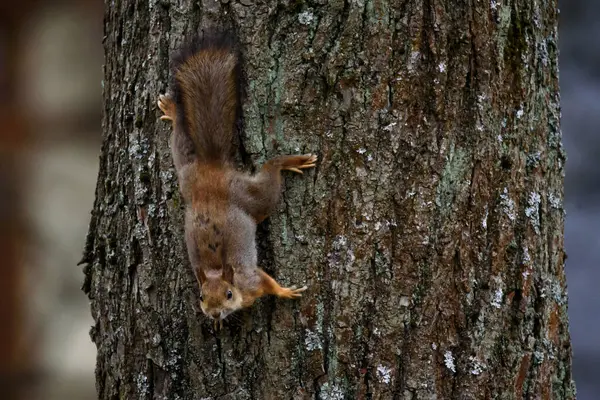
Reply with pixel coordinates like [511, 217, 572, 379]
[222, 264, 234, 284]
[194, 266, 206, 285]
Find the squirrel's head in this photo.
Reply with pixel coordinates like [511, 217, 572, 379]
[197, 266, 242, 322]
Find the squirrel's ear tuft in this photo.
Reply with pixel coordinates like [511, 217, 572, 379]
[223, 264, 234, 284]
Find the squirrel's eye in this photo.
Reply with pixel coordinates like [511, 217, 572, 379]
[226, 290, 233, 300]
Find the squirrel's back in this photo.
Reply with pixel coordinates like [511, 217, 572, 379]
[171, 31, 241, 164]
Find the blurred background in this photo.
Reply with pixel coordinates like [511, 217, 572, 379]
[559, 1, 600, 399]
[0, 1, 101, 399]
[0, 1, 595, 399]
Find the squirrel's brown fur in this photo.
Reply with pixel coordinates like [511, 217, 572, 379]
[158, 30, 317, 329]
[171, 32, 240, 164]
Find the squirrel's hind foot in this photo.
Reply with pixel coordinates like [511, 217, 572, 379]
[276, 285, 308, 299]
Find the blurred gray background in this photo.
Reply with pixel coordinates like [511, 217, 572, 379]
[559, 1, 600, 398]
[0, 1, 595, 399]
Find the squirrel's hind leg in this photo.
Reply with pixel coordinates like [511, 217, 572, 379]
[257, 269, 307, 299]
[231, 154, 318, 223]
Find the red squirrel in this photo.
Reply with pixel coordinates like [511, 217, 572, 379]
[157, 31, 316, 329]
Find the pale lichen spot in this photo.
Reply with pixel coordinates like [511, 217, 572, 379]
[305, 329, 322, 351]
[444, 351, 456, 373]
[548, 192, 562, 209]
[491, 287, 503, 309]
[377, 365, 393, 384]
[525, 192, 541, 234]
[534, 350, 545, 363]
[136, 373, 150, 395]
[438, 62, 446, 73]
[526, 151, 542, 169]
[384, 122, 397, 131]
[551, 279, 567, 305]
[320, 382, 344, 400]
[328, 235, 356, 275]
[332, 235, 347, 250]
[523, 246, 531, 264]
[408, 51, 421, 72]
[469, 356, 484, 375]
[500, 187, 516, 221]
[482, 208, 488, 229]
[298, 10, 314, 25]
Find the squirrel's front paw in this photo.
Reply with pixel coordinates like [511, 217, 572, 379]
[277, 285, 308, 299]
[157, 94, 176, 122]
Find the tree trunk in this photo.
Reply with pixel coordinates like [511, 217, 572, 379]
[82, 0, 575, 398]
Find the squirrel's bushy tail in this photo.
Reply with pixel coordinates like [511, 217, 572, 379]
[171, 30, 241, 164]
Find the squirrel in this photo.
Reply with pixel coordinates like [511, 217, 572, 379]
[157, 31, 316, 329]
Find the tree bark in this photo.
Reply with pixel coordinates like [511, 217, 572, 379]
[82, 0, 575, 398]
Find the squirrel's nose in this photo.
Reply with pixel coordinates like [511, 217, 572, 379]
[211, 312, 221, 320]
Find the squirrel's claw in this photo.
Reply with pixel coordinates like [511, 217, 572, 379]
[298, 163, 317, 169]
[282, 154, 318, 174]
[157, 94, 176, 123]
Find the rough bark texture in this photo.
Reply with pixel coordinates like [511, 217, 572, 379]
[82, 0, 575, 398]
